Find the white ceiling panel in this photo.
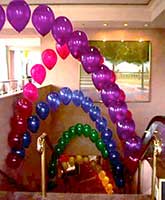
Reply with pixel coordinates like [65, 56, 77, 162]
[1, 0, 152, 5]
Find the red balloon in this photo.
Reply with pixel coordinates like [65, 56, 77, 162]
[119, 89, 126, 102]
[42, 49, 57, 70]
[6, 152, 22, 169]
[56, 43, 70, 59]
[125, 110, 132, 120]
[10, 113, 27, 134]
[15, 97, 33, 117]
[8, 132, 23, 148]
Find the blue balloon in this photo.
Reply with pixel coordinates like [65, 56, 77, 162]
[72, 90, 84, 106]
[27, 115, 40, 133]
[114, 176, 125, 188]
[12, 148, 25, 158]
[113, 162, 124, 176]
[59, 87, 72, 105]
[95, 116, 107, 132]
[36, 101, 50, 120]
[106, 140, 116, 152]
[81, 96, 93, 113]
[109, 150, 120, 165]
[22, 131, 31, 148]
[89, 105, 101, 121]
[101, 128, 112, 143]
[47, 92, 61, 111]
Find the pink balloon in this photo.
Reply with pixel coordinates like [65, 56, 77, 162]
[23, 83, 38, 102]
[56, 43, 70, 59]
[42, 49, 57, 70]
[30, 64, 46, 84]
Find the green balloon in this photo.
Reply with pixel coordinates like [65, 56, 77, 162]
[48, 167, 57, 178]
[96, 139, 105, 151]
[49, 160, 57, 169]
[75, 123, 83, 136]
[101, 147, 109, 158]
[89, 129, 99, 142]
[48, 180, 56, 190]
[54, 144, 63, 157]
[83, 124, 91, 137]
[69, 126, 76, 138]
[58, 137, 66, 148]
[63, 131, 70, 144]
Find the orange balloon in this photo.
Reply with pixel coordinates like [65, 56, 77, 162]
[98, 170, 106, 180]
[102, 176, 109, 187]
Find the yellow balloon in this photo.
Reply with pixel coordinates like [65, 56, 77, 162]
[98, 170, 106, 180]
[102, 176, 109, 187]
[69, 156, 75, 166]
[62, 162, 68, 170]
[76, 155, 83, 164]
[83, 156, 89, 163]
[24, 50, 29, 59]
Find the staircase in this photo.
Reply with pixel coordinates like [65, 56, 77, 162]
[0, 192, 151, 200]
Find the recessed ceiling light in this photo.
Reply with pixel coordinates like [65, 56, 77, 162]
[124, 23, 128, 27]
[103, 23, 108, 27]
[144, 23, 148, 27]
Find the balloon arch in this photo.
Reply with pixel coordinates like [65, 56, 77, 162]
[1, 0, 142, 189]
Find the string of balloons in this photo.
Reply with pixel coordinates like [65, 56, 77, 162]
[1, 0, 143, 175]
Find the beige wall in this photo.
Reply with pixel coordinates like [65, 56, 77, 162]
[41, 29, 165, 136]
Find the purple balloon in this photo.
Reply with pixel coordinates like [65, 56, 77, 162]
[108, 100, 128, 123]
[118, 130, 136, 141]
[101, 83, 120, 107]
[51, 16, 73, 45]
[92, 65, 116, 90]
[32, 5, 55, 36]
[124, 136, 142, 157]
[117, 118, 135, 135]
[67, 30, 89, 59]
[0, 5, 5, 31]
[81, 46, 102, 74]
[6, 0, 31, 32]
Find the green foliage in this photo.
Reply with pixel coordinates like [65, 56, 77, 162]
[90, 41, 150, 65]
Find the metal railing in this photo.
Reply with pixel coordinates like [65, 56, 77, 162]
[37, 133, 54, 198]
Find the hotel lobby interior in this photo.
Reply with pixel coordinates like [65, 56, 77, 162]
[0, 0, 165, 199]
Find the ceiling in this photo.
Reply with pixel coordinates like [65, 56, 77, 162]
[1, 0, 152, 5]
[1, 0, 165, 29]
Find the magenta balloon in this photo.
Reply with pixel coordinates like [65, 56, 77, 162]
[51, 16, 73, 45]
[108, 100, 128, 123]
[67, 30, 89, 59]
[92, 65, 116, 90]
[30, 64, 46, 85]
[6, 0, 31, 32]
[32, 5, 55, 36]
[0, 5, 5, 31]
[23, 83, 38, 102]
[81, 46, 102, 74]
[101, 83, 120, 107]
[117, 118, 136, 134]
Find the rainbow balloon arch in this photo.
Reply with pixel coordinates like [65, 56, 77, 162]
[1, 0, 144, 190]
